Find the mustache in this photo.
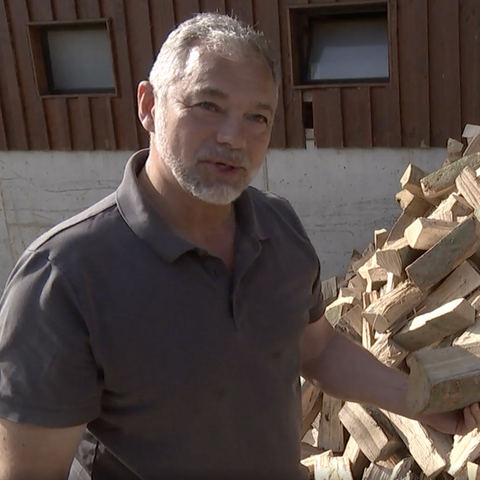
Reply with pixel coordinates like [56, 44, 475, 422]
[195, 145, 248, 166]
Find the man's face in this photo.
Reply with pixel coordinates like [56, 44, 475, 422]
[153, 47, 277, 205]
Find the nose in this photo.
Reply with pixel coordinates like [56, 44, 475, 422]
[216, 113, 246, 150]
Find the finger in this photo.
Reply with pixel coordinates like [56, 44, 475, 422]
[463, 405, 478, 434]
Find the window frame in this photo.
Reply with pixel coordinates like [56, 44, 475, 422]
[27, 19, 118, 98]
[287, 0, 397, 90]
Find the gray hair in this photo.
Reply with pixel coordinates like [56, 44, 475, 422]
[148, 13, 280, 99]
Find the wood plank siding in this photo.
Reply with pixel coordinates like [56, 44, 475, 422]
[0, 0, 478, 151]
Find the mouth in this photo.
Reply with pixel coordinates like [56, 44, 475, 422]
[202, 159, 243, 175]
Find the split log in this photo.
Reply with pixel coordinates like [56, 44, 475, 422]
[366, 267, 389, 292]
[404, 218, 458, 250]
[395, 190, 432, 217]
[339, 287, 363, 302]
[302, 381, 323, 439]
[385, 213, 416, 246]
[456, 166, 480, 210]
[467, 460, 480, 480]
[348, 274, 368, 292]
[369, 333, 408, 369]
[361, 464, 391, 480]
[376, 238, 421, 277]
[406, 346, 480, 415]
[463, 124, 480, 144]
[343, 436, 370, 480]
[381, 410, 451, 478]
[318, 395, 345, 453]
[390, 457, 414, 480]
[400, 164, 427, 198]
[405, 215, 480, 292]
[322, 277, 339, 307]
[338, 403, 402, 462]
[453, 318, 480, 356]
[338, 304, 363, 337]
[362, 280, 424, 333]
[418, 261, 480, 315]
[392, 298, 475, 351]
[315, 449, 354, 480]
[325, 297, 359, 325]
[468, 289, 480, 311]
[362, 318, 375, 349]
[448, 429, 480, 477]
[446, 137, 465, 162]
[375, 229, 388, 250]
[421, 152, 480, 199]
[301, 450, 331, 477]
[428, 192, 473, 221]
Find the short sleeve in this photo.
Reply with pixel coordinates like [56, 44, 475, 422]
[308, 257, 325, 324]
[0, 249, 102, 427]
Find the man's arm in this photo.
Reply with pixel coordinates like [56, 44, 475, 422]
[0, 418, 85, 480]
[300, 316, 480, 435]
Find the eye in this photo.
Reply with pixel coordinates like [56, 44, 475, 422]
[196, 102, 221, 113]
[248, 114, 269, 124]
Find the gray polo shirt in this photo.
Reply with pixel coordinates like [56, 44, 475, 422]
[0, 150, 324, 480]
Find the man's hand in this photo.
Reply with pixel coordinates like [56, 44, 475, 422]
[420, 403, 480, 435]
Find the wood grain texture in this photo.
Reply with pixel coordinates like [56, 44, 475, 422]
[398, 0, 430, 147]
[312, 89, 343, 148]
[428, 0, 462, 145]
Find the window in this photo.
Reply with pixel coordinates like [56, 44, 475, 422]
[28, 20, 117, 97]
[289, 2, 391, 87]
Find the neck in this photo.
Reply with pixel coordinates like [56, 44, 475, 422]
[138, 150, 235, 237]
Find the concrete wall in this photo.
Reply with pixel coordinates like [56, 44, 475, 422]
[0, 145, 446, 288]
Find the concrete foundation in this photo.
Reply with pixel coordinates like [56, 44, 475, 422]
[0, 145, 446, 288]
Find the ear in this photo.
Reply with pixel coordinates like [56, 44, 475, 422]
[137, 81, 156, 134]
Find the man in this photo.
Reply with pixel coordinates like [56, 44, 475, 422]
[0, 12, 478, 480]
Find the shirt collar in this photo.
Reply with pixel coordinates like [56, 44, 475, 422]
[116, 150, 270, 263]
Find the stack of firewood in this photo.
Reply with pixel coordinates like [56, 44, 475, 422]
[300, 124, 480, 480]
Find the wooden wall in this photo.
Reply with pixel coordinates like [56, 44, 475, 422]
[0, 0, 479, 151]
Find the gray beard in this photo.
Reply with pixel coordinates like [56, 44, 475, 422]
[153, 123, 255, 205]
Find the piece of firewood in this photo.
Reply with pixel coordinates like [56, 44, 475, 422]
[468, 288, 480, 311]
[448, 429, 480, 477]
[317, 395, 345, 453]
[466, 130, 480, 157]
[338, 403, 401, 462]
[389, 457, 414, 480]
[353, 244, 376, 273]
[467, 460, 480, 480]
[381, 410, 451, 478]
[362, 464, 392, 480]
[301, 450, 331, 477]
[301, 380, 323, 439]
[395, 190, 432, 217]
[400, 164, 427, 198]
[315, 449, 354, 480]
[366, 267, 389, 292]
[301, 442, 324, 460]
[362, 280, 424, 333]
[362, 318, 375, 349]
[336, 304, 363, 338]
[325, 297, 359, 326]
[376, 238, 421, 277]
[343, 436, 370, 480]
[375, 228, 389, 250]
[456, 166, 480, 210]
[348, 274, 368, 293]
[406, 346, 480, 415]
[421, 152, 480, 199]
[405, 218, 458, 250]
[453, 318, 480, 355]
[322, 277, 339, 307]
[406, 215, 480, 292]
[392, 298, 475, 351]
[463, 124, 480, 144]
[447, 137, 465, 159]
[428, 192, 473, 221]
[418, 261, 480, 315]
[369, 332, 408, 369]
[335, 314, 362, 344]
[339, 287, 363, 302]
[385, 213, 416, 246]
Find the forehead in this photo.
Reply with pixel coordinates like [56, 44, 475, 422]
[181, 47, 278, 104]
